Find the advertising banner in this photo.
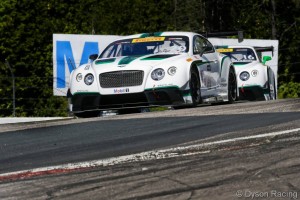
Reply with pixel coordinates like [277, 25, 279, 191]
[53, 34, 121, 96]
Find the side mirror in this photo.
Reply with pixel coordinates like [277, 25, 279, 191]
[262, 56, 272, 65]
[89, 54, 98, 61]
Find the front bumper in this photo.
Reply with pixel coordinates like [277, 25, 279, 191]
[239, 85, 269, 101]
[69, 87, 185, 112]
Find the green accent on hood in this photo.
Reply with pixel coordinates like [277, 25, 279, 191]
[141, 54, 177, 60]
[95, 58, 116, 65]
[118, 56, 139, 65]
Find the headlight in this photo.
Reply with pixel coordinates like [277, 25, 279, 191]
[84, 73, 94, 85]
[76, 73, 82, 82]
[151, 68, 165, 81]
[239, 71, 250, 81]
[167, 66, 177, 76]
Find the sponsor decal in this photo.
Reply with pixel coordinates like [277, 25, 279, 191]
[186, 58, 193, 62]
[217, 48, 233, 53]
[114, 88, 130, 94]
[132, 37, 165, 43]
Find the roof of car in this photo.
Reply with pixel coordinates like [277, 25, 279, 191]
[117, 31, 200, 40]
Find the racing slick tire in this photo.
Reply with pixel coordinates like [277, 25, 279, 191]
[268, 76, 277, 100]
[228, 67, 238, 103]
[189, 67, 201, 107]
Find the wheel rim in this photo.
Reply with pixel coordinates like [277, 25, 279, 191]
[229, 70, 237, 101]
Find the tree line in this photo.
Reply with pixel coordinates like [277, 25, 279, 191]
[0, 0, 299, 116]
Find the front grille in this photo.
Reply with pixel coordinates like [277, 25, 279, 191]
[100, 70, 144, 88]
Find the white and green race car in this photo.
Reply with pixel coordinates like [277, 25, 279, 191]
[68, 32, 238, 117]
[216, 46, 276, 101]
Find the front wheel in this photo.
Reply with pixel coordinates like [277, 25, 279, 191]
[268, 77, 277, 100]
[228, 67, 237, 103]
[189, 67, 201, 106]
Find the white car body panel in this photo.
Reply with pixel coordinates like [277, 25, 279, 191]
[68, 32, 238, 115]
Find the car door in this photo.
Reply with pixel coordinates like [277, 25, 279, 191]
[193, 36, 220, 92]
[201, 38, 220, 89]
[193, 36, 209, 91]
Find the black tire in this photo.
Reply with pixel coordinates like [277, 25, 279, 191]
[228, 67, 237, 103]
[189, 67, 201, 106]
[268, 77, 277, 100]
[267, 67, 277, 100]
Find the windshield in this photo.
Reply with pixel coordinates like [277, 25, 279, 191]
[217, 48, 257, 63]
[100, 36, 189, 58]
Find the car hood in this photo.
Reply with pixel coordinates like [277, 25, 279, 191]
[91, 54, 185, 73]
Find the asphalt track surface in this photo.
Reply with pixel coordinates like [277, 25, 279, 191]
[0, 98, 300, 200]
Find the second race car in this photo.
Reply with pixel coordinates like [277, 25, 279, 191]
[216, 46, 276, 101]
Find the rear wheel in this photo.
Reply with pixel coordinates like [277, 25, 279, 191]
[189, 67, 201, 106]
[228, 67, 237, 103]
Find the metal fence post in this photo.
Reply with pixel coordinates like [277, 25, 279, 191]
[5, 60, 15, 117]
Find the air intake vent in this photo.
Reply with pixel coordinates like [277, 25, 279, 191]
[100, 70, 144, 88]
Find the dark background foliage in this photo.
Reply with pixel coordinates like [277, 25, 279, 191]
[0, 0, 299, 116]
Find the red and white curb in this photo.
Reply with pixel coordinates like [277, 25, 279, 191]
[0, 128, 299, 181]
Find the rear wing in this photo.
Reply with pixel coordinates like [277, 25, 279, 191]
[254, 46, 274, 56]
[214, 45, 274, 56]
[200, 31, 244, 43]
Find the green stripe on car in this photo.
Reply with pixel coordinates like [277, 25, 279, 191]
[118, 56, 139, 65]
[95, 58, 116, 65]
